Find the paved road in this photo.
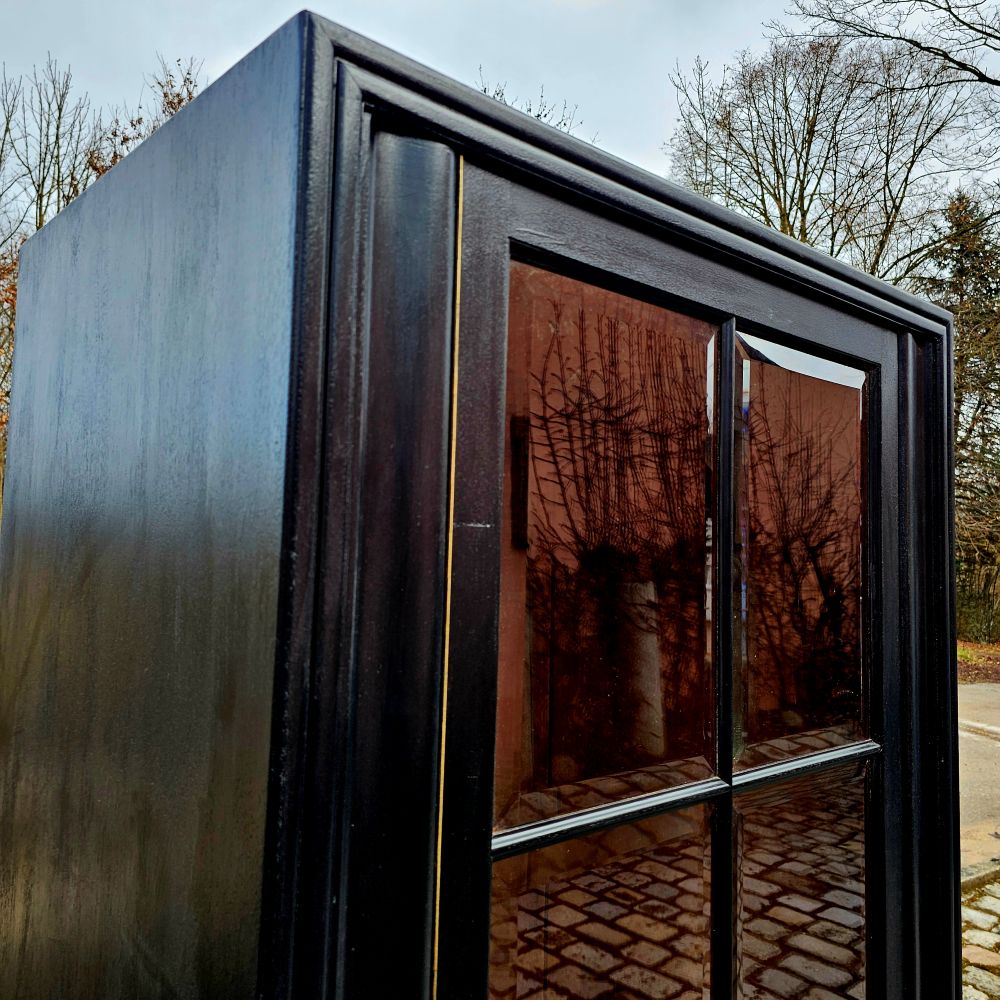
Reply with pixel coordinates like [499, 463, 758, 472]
[960, 684, 1000, 869]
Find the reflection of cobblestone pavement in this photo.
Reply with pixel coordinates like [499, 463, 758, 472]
[737, 773, 865, 998]
[490, 771, 867, 998]
[736, 727, 859, 771]
[496, 758, 714, 831]
[489, 810, 712, 999]
[962, 879, 1000, 998]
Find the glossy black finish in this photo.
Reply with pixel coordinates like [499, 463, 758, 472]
[0, 16, 311, 998]
[436, 163, 929, 1000]
[256, 15, 336, 998]
[341, 132, 456, 999]
[711, 319, 737, 1000]
[0, 9, 958, 1000]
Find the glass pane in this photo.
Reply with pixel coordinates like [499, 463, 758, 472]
[489, 805, 711, 999]
[734, 334, 866, 770]
[495, 262, 717, 830]
[735, 765, 867, 999]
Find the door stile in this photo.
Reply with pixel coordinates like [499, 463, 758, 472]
[711, 318, 737, 1000]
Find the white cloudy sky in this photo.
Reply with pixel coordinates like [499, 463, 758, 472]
[2, 0, 788, 176]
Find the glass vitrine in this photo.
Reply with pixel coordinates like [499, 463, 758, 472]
[0, 16, 957, 1000]
[437, 164, 903, 1000]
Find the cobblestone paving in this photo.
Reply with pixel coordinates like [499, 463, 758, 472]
[962, 879, 1000, 999]
[489, 768, 866, 999]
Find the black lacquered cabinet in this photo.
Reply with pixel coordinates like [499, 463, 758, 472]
[0, 12, 957, 1000]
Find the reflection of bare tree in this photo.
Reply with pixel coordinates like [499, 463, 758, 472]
[521, 293, 713, 783]
[739, 362, 862, 745]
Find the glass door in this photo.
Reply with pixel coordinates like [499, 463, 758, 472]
[437, 161, 896, 1000]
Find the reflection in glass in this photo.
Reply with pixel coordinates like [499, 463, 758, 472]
[734, 335, 866, 769]
[489, 806, 711, 999]
[494, 263, 718, 830]
[735, 766, 867, 999]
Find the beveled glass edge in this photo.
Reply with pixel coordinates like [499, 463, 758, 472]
[731, 739, 880, 795]
[490, 777, 729, 862]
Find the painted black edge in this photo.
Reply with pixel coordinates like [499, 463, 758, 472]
[257, 15, 336, 997]
[340, 131, 457, 1000]
[303, 11, 951, 330]
[870, 330, 909, 1000]
[863, 345, 890, 1000]
[490, 779, 732, 861]
[493, 180, 892, 371]
[710, 796, 736, 1000]
[908, 328, 961, 999]
[866, 754, 889, 1000]
[717, 319, 736, 787]
[711, 318, 736, 1000]
[730, 740, 882, 793]
[435, 163, 512, 1000]
[863, 353, 884, 752]
[942, 320, 962, 1000]
[277, 60, 374, 1000]
[895, 333, 920, 1000]
[332, 62, 944, 341]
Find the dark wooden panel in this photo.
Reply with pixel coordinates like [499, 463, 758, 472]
[256, 15, 337, 998]
[0, 11, 957, 998]
[436, 167, 508, 1000]
[905, 330, 961, 998]
[439, 163, 915, 998]
[339, 132, 456, 1000]
[310, 17, 949, 335]
[0, 15, 316, 998]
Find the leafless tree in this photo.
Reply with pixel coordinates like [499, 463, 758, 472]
[785, 0, 1000, 91]
[88, 57, 202, 178]
[12, 59, 100, 234]
[478, 67, 598, 142]
[667, 36, 999, 283]
[0, 56, 201, 503]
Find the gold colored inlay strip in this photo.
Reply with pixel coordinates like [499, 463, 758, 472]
[432, 153, 463, 997]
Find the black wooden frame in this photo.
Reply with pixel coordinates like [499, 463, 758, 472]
[441, 166, 896, 1000]
[257, 14, 958, 1000]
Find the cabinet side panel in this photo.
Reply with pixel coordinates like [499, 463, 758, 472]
[0, 17, 307, 999]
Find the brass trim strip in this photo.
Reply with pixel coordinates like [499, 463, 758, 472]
[431, 152, 463, 997]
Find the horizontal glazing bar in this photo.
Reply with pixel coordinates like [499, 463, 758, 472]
[491, 777, 730, 861]
[731, 739, 881, 794]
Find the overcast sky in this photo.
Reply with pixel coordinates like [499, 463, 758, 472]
[2, 0, 788, 176]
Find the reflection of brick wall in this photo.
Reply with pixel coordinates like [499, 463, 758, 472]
[740, 357, 863, 748]
[495, 263, 717, 821]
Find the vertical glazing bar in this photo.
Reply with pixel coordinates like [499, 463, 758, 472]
[717, 320, 736, 778]
[711, 318, 736, 1000]
[732, 344, 750, 763]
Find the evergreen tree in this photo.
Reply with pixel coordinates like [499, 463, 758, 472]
[921, 192, 1000, 639]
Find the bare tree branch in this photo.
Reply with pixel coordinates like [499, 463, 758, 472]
[666, 36, 999, 283]
[782, 0, 1000, 88]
